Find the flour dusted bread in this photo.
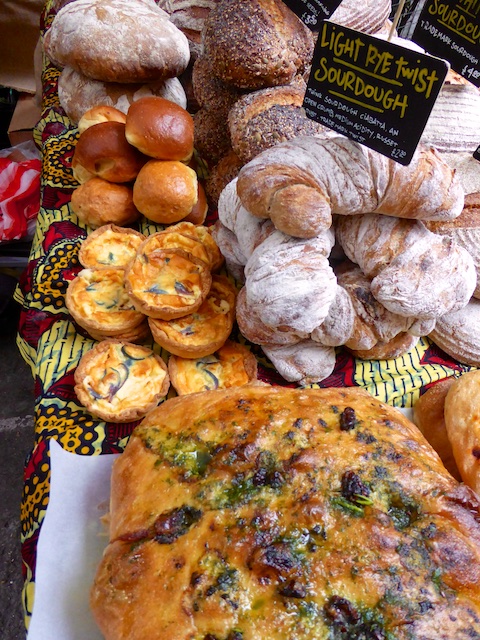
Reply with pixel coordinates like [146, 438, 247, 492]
[44, 0, 190, 83]
[157, 0, 220, 59]
[262, 340, 336, 385]
[91, 386, 480, 640]
[429, 298, 480, 367]
[236, 136, 464, 238]
[330, 0, 391, 34]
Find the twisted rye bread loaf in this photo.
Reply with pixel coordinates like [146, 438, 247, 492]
[236, 136, 465, 238]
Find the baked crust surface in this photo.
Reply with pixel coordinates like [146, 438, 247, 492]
[91, 386, 480, 639]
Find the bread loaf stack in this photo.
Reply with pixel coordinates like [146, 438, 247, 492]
[43, 0, 190, 123]
[213, 136, 478, 384]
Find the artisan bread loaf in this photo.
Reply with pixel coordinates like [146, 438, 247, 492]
[44, 0, 190, 83]
[236, 136, 464, 238]
[429, 298, 480, 367]
[58, 67, 187, 125]
[330, 0, 391, 34]
[91, 386, 480, 640]
[157, 0, 220, 59]
[202, 0, 314, 89]
[262, 340, 336, 385]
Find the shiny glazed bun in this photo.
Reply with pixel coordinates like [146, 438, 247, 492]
[132, 159, 198, 224]
[78, 105, 127, 134]
[182, 181, 208, 226]
[72, 121, 147, 183]
[70, 177, 140, 228]
[125, 96, 194, 161]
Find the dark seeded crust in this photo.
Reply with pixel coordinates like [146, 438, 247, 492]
[205, 150, 244, 207]
[202, 0, 314, 89]
[192, 56, 244, 111]
[193, 107, 232, 166]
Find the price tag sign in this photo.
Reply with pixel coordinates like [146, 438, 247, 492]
[303, 21, 449, 165]
[411, 0, 480, 86]
[474, 144, 480, 161]
[282, 0, 343, 29]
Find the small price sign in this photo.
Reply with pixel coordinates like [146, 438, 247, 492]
[303, 21, 449, 165]
[282, 0, 343, 29]
[474, 144, 480, 161]
[411, 0, 480, 86]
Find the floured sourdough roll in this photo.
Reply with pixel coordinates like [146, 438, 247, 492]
[44, 0, 190, 83]
[91, 385, 480, 639]
[58, 67, 187, 125]
[347, 333, 419, 361]
[330, 0, 391, 34]
[444, 370, 480, 495]
[66, 267, 145, 336]
[202, 0, 314, 90]
[424, 193, 480, 299]
[70, 178, 140, 228]
[78, 225, 145, 269]
[228, 84, 329, 164]
[168, 339, 257, 394]
[262, 340, 336, 385]
[429, 298, 480, 367]
[412, 378, 461, 481]
[72, 122, 147, 184]
[157, 0, 220, 59]
[125, 247, 212, 319]
[149, 275, 236, 358]
[74, 340, 169, 422]
[311, 285, 356, 348]
[133, 160, 198, 224]
[210, 223, 247, 284]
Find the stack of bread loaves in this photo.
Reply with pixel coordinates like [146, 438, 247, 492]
[43, 0, 191, 123]
[213, 136, 478, 384]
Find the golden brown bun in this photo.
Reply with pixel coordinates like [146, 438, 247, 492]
[413, 378, 461, 481]
[74, 339, 169, 423]
[125, 247, 212, 319]
[125, 96, 194, 161]
[445, 370, 480, 495]
[149, 274, 237, 358]
[72, 121, 147, 184]
[78, 105, 127, 134]
[78, 224, 145, 268]
[182, 181, 208, 225]
[70, 178, 140, 228]
[133, 159, 198, 224]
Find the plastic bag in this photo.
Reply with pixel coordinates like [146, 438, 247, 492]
[0, 140, 41, 242]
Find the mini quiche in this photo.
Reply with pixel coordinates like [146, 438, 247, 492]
[138, 229, 212, 270]
[74, 339, 169, 423]
[170, 221, 224, 272]
[78, 224, 145, 269]
[66, 267, 145, 336]
[168, 339, 257, 395]
[91, 386, 480, 640]
[124, 247, 212, 319]
[88, 317, 151, 344]
[149, 275, 237, 358]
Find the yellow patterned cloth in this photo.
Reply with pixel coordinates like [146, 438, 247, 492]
[15, 0, 474, 631]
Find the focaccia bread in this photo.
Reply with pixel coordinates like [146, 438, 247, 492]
[91, 386, 480, 640]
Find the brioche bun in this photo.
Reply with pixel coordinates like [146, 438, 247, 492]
[183, 181, 208, 225]
[132, 159, 198, 224]
[72, 121, 147, 183]
[78, 106, 127, 134]
[125, 96, 194, 161]
[70, 178, 140, 228]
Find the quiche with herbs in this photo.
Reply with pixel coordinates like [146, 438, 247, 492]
[91, 386, 480, 640]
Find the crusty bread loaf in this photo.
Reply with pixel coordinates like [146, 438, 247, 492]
[202, 0, 314, 89]
[262, 340, 336, 385]
[44, 0, 190, 83]
[205, 150, 243, 207]
[429, 298, 480, 367]
[347, 332, 419, 361]
[157, 0, 220, 59]
[444, 371, 480, 495]
[70, 178, 140, 228]
[58, 66, 187, 125]
[236, 136, 465, 238]
[330, 0, 391, 34]
[335, 213, 477, 320]
[192, 55, 243, 112]
[193, 107, 232, 165]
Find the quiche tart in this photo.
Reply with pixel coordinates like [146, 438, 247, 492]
[66, 267, 145, 336]
[78, 224, 145, 269]
[167, 339, 258, 395]
[74, 339, 169, 423]
[91, 386, 480, 639]
[149, 275, 237, 358]
[125, 247, 212, 319]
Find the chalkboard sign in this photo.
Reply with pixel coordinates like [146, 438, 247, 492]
[474, 144, 480, 161]
[412, 0, 480, 86]
[303, 21, 449, 165]
[282, 0, 343, 29]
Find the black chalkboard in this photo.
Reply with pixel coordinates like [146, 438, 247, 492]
[282, 0, 343, 29]
[303, 21, 449, 165]
[411, 0, 480, 87]
[474, 144, 480, 161]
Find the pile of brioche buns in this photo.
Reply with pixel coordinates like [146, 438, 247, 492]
[70, 97, 208, 229]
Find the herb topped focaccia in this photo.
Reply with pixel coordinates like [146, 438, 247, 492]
[91, 386, 480, 639]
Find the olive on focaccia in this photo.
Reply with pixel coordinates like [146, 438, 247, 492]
[149, 275, 237, 358]
[168, 339, 257, 395]
[91, 386, 480, 640]
[124, 247, 212, 320]
[66, 267, 145, 336]
[74, 339, 169, 423]
[78, 224, 145, 269]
